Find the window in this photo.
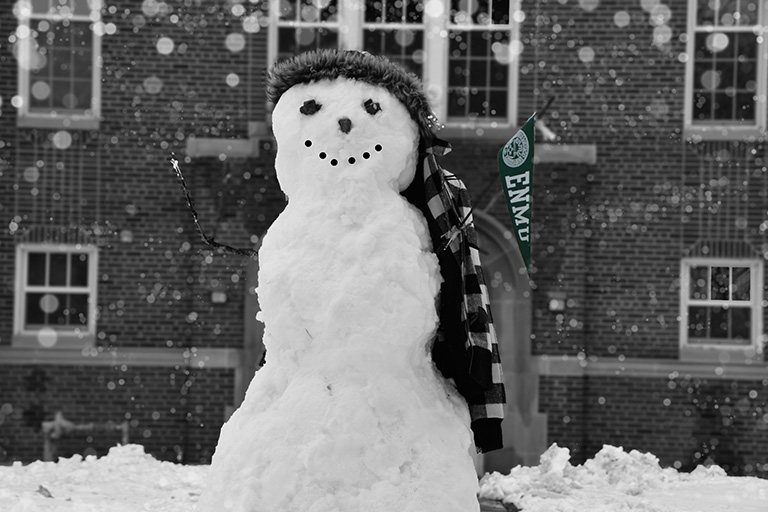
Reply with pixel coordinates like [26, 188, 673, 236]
[14, 0, 102, 129]
[15, 244, 99, 347]
[684, 0, 767, 139]
[269, 0, 520, 129]
[679, 258, 763, 361]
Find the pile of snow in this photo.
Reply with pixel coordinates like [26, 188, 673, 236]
[0, 444, 205, 512]
[1, 443, 767, 511]
[479, 444, 768, 512]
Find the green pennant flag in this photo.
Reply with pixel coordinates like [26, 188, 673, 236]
[498, 113, 535, 278]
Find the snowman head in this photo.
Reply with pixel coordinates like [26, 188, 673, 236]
[267, 50, 440, 198]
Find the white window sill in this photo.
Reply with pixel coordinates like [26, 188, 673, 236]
[680, 344, 763, 365]
[17, 114, 100, 131]
[13, 332, 95, 350]
[684, 124, 766, 142]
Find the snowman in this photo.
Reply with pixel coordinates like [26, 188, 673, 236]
[198, 50, 504, 512]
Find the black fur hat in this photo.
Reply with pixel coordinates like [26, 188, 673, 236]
[266, 49, 440, 144]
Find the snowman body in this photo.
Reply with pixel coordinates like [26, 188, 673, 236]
[198, 78, 480, 512]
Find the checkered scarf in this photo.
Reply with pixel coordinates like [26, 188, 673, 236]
[421, 138, 506, 454]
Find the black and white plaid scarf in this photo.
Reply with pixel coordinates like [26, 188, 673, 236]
[419, 138, 506, 454]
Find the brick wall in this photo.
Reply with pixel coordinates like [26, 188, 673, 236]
[0, 364, 234, 464]
[541, 375, 768, 477]
[0, 1, 270, 462]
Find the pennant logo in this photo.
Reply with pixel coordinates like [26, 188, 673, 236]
[501, 130, 530, 169]
[498, 113, 535, 278]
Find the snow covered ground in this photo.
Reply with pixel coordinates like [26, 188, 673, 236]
[1, 443, 766, 511]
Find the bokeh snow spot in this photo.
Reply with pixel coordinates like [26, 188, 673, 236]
[579, 0, 599, 12]
[578, 46, 595, 63]
[706, 32, 729, 53]
[226, 73, 240, 87]
[52, 131, 72, 150]
[39, 294, 59, 314]
[23, 166, 40, 183]
[225, 33, 246, 52]
[614, 10, 630, 27]
[143, 75, 164, 94]
[37, 327, 58, 348]
[156, 37, 175, 55]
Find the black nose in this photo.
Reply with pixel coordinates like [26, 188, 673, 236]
[338, 117, 352, 134]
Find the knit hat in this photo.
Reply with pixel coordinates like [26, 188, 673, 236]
[266, 49, 440, 145]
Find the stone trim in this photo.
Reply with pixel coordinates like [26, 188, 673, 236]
[537, 354, 768, 380]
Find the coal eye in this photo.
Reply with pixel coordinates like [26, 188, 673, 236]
[363, 99, 381, 115]
[300, 99, 321, 115]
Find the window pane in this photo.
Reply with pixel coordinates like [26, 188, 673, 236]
[450, 0, 469, 24]
[739, 0, 759, 25]
[51, 23, 73, 47]
[25, 293, 64, 326]
[710, 305, 728, 338]
[385, 0, 404, 22]
[405, 0, 423, 23]
[447, 89, 466, 117]
[366, 0, 383, 22]
[277, 27, 337, 61]
[72, 23, 90, 49]
[731, 307, 751, 340]
[735, 32, 757, 59]
[25, 293, 48, 325]
[472, 0, 491, 25]
[490, 59, 508, 87]
[693, 91, 711, 121]
[716, 61, 734, 88]
[278, 0, 338, 21]
[696, 0, 716, 26]
[469, 59, 488, 87]
[51, 79, 73, 110]
[712, 92, 734, 120]
[488, 90, 507, 118]
[49, 253, 68, 286]
[51, 49, 72, 79]
[718, 0, 739, 26]
[468, 89, 486, 116]
[689, 265, 708, 300]
[731, 267, 750, 300]
[67, 293, 89, 325]
[71, 79, 92, 111]
[710, 267, 729, 299]
[31, 0, 51, 14]
[450, 32, 468, 58]
[71, 0, 91, 16]
[70, 253, 89, 286]
[278, 0, 297, 20]
[362, 29, 423, 77]
[735, 93, 755, 121]
[688, 306, 708, 338]
[30, 79, 53, 109]
[448, 61, 467, 87]
[28, 252, 47, 285]
[491, 0, 510, 24]
[50, 293, 69, 326]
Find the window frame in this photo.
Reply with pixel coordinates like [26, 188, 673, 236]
[679, 257, 763, 362]
[14, 243, 99, 348]
[14, 0, 103, 130]
[683, 0, 768, 141]
[266, 0, 521, 132]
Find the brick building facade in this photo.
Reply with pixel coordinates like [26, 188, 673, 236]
[1, 0, 767, 477]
